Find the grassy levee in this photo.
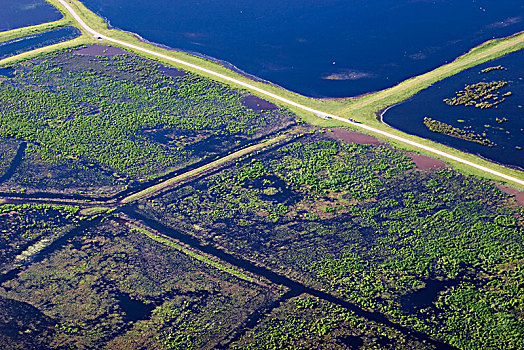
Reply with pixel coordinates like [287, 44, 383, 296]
[127, 223, 255, 282]
[0, 36, 92, 67]
[1, 0, 521, 188]
[79, 206, 115, 216]
[336, 32, 524, 185]
[0, 18, 73, 44]
[340, 32, 524, 116]
[0, 1, 91, 67]
[330, 32, 524, 188]
[121, 133, 295, 204]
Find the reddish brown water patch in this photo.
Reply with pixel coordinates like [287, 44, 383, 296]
[75, 45, 130, 56]
[330, 128, 382, 145]
[496, 184, 524, 206]
[408, 153, 447, 170]
[241, 95, 278, 111]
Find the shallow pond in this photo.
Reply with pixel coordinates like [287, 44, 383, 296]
[382, 49, 524, 170]
[117, 292, 155, 323]
[0, 68, 15, 77]
[0, 27, 81, 61]
[400, 279, 459, 314]
[81, 0, 523, 97]
[0, 0, 62, 31]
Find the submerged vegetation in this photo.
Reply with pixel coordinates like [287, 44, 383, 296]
[423, 117, 495, 147]
[480, 65, 506, 74]
[443, 81, 509, 109]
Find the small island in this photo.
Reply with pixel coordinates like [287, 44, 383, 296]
[424, 117, 495, 146]
[480, 65, 507, 73]
[443, 81, 509, 109]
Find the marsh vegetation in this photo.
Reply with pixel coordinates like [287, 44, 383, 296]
[0, 46, 522, 350]
[0, 47, 296, 197]
[139, 133, 523, 349]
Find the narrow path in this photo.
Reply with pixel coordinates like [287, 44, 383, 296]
[124, 208, 455, 349]
[56, 0, 523, 186]
[121, 133, 294, 203]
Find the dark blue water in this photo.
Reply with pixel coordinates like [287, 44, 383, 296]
[0, 27, 81, 61]
[0, 68, 15, 77]
[116, 292, 154, 323]
[0, 0, 62, 31]
[81, 0, 524, 98]
[383, 50, 524, 170]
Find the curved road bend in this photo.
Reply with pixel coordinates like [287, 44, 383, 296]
[57, 0, 524, 187]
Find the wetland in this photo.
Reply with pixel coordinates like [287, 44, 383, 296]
[138, 132, 524, 349]
[0, 34, 523, 349]
[383, 49, 524, 170]
[0, 46, 296, 197]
